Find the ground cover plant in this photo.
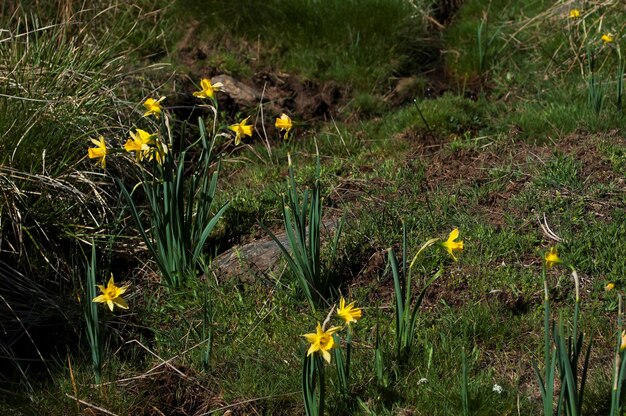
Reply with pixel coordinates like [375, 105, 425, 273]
[0, 0, 625, 415]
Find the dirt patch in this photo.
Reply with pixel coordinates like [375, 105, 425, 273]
[174, 16, 481, 130]
[126, 365, 222, 416]
[422, 141, 545, 189]
[176, 24, 346, 126]
[398, 127, 447, 155]
[558, 131, 625, 184]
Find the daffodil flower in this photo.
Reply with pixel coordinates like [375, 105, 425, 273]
[229, 117, 253, 145]
[124, 129, 156, 162]
[602, 34, 614, 44]
[337, 297, 362, 325]
[92, 274, 129, 312]
[87, 136, 109, 169]
[150, 138, 168, 165]
[193, 78, 223, 99]
[275, 113, 293, 140]
[544, 247, 562, 269]
[606, 283, 615, 291]
[143, 96, 166, 119]
[441, 228, 464, 261]
[568, 9, 580, 19]
[303, 322, 342, 363]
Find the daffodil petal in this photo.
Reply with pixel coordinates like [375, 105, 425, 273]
[327, 326, 342, 335]
[112, 297, 128, 309]
[92, 294, 106, 303]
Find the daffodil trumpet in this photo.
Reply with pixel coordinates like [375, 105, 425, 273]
[92, 274, 129, 312]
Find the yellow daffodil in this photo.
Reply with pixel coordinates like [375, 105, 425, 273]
[337, 297, 362, 325]
[602, 34, 614, 43]
[149, 138, 168, 165]
[124, 129, 156, 161]
[143, 96, 166, 119]
[87, 136, 109, 169]
[606, 283, 615, 291]
[441, 228, 464, 261]
[303, 322, 342, 363]
[193, 78, 223, 99]
[621, 331, 626, 351]
[229, 116, 253, 145]
[569, 9, 580, 19]
[92, 274, 129, 312]
[545, 247, 562, 269]
[275, 113, 293, 140]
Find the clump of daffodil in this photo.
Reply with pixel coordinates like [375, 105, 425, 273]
[568, 9, 580, 19]
[143, 96, 166, 119]
[92, 274, 129, 312]
[229, 117, 253, 145]
[124, 129, 156, 162]
[193, 78, 223, 99]
[545, 247, 562, 269]
[275, 113, 293, 141]
[87, 136, 109, 169]
[303, 322, 342, 363]
[602, 34, 614, 44]
[337, 297, 362, 325]
[440, 228, 464, 261]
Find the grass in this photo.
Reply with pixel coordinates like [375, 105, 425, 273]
[174, 0, 439, 90]
[1, 0, 626, 415]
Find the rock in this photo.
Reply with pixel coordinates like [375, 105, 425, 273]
[211, 74, 261, 107]
[214, 217, 339, 282]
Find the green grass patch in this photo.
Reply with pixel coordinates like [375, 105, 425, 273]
[175, 0, 438, 90]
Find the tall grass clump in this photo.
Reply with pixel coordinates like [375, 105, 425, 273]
[0, 1, 168, 390]
[0, 13, 132, 174]
[0, 2, 172, 267]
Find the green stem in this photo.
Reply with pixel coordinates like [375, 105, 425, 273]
[611, 294, 623, 415]
[345, 327, 352, 390]
[542, 264, 550, 383]
[318, 355, 325, 416]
